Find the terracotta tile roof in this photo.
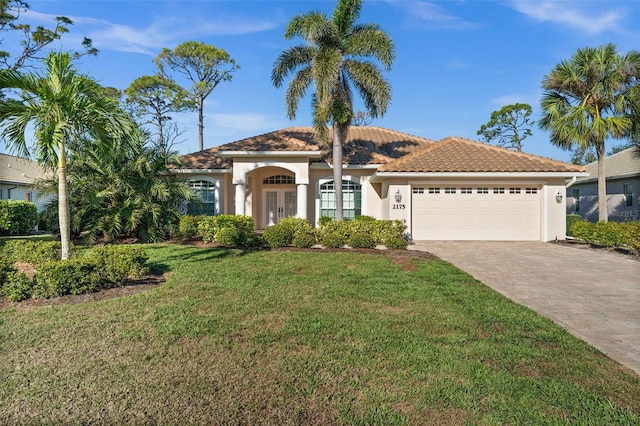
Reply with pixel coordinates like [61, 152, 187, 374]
[178, 126, 435, 169]
[379, 136, 585, 173]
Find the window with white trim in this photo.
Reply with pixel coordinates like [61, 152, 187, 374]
[428, 187, 440, 194]
[444, 187, 456, 194]
[525, 187, 537, 194]
[573, 188, 580, 212]
[477, 187, 488, 194]
[263, 175, 295, 185]
[461, 187, 472, 194]
[493, 187, 505, 194]
[320, 180, 362, 219]
[187, 180, 216, 216]
[624, 184, 633, 207]
[509, 187, 521, 194]
[412, 187, 424, 194]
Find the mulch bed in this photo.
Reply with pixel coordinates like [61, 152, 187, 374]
[550, 239, 639, 261]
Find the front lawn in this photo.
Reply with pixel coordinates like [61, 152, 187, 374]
[1, 245, 638, 424]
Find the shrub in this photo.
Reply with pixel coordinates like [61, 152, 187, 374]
[83, 245, 149, 288]
[566, 214, 582, 237]
[318, 220, 350, 242]
[0, 200, 38, 236]
[244, 233, 265, 248]
[1, 240, 62, 266]
[198, 215, 254, 244]
[354, 215, 376, 222]
[322, 232, 345, 249]
[569, 220, 640, 254]
[348, 232, 377, 249]
[292, 232, 316, 248]
[262, 224, 293, 248]
[593, 221, 624, 247]
[0, 258, 17, 287]
[179, 215, 205, 239]
[216, 227, 242, 247]
[1, 272, 34, 302]
[569, 220, 595, 243]
[318, 215, 333, 227]
[384, 236, 409, 250]
[34, 258, 100, 298]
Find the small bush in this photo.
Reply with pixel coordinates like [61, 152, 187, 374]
[198, 215, 254, 244]
[244, 234, 265, 248]
[566, 214, 582, 237]
[355, 215, 376, 222]
[1, 272, 34, 302]
[179, 215, 204, 239]
[0, 259, 17, 287]
[1, 240, 62, 266]
[569, 220, 640, 254]
[318, 216, 333, 227]
[569, 220, 595, 243]
[34, 258, 100, 298]
[84, 245, 149, 288]
[0, 200, 38, 236]
[292, 232, 316, 248]
[384, 236, 409, 250]
[262, 225, 293, 248]
[348, 232, 377, 249]
[216, 227, 242, 247]
[322, 232, 345, 249]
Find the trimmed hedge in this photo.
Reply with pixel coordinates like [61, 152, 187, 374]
[1, 240, 62, 266]
[319, 218, 407, 249]
[262, 218, 315, 248]
[0, 200, 38, 236]
[0, 241, 149, 301]
[566, 214, 583, 237]
[198, 215, 255, 246]
[178, 215, 205, 239]
[569, 220, 640, 253]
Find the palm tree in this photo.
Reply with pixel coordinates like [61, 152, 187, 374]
[272, 0, 394, 220]
[0, 51, 138, 258]
[540, 44, 640, 222]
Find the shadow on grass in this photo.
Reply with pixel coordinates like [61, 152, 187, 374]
[144, 245, 260, 274]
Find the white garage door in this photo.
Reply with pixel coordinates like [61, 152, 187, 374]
[411, 185, 541, 241]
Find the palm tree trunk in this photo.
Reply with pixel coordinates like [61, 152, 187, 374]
[198, 96, 204, 152]
[596, 141, 608, 222]
[57, 147, 72, 260]
[333, 123, 344, 221]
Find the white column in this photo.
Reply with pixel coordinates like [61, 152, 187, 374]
[235, 183, 246, 216]
[297, 183, 307, 220]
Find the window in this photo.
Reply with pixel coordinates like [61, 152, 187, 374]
[573, 188, 580, 212]
[320, 180, 362, 219]
[428, 187, 440, 194]
[461, 187, 472, 194]
[624, 184, 633, 207]
[477, 187, 488, 194]
[24, 192, 32, 202]
[509, 187, 521, 194]
[412, 187, 424, 194]
[525, 187, 538, 194]
[263, 175, 295, 185]
[187, 180, 216, 216]
[493, 187, 505, 194]
[444, 187, 456, 194]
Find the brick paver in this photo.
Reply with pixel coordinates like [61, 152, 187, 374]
[410, 241, 640, 375]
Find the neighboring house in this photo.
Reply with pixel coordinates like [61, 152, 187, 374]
[176, 126, 585, 241]
[566, 147, 640, 222]
[0, 153, 47, 211]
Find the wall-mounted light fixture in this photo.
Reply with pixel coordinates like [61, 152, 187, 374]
[395, 189, 402, 203]
[556, 191, 563, 204]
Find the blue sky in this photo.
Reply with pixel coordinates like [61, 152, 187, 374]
[4, 0, 640, 162]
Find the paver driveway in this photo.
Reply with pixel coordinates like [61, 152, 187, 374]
[410, 241, 640, 375]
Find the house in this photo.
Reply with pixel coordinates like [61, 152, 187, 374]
[0, 153, 47, 211]
[566, 147, 640, 222]
[176, 126, 586, 241]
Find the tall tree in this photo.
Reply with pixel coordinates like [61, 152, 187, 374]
[272, 0, 394, 220]
[154, 41, 239, 151]
[477, 103, 533, 152]
[0, 51, 137, 259]
[125, 74, 195, 154]
[539, 44, 640, 222]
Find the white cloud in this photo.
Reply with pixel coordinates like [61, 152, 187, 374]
[24, 9, 282, 56]
[388, 0, 480, 30]
[491, 94, 539, 108]
[509, 1, 624, 35]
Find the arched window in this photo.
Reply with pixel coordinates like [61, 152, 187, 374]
[187, 180, 216, 216]
[320, 180, 362, 219]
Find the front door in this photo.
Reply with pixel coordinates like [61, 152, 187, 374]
[264, 189, 297, 227]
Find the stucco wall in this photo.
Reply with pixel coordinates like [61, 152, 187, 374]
[566, 178, 639, 222]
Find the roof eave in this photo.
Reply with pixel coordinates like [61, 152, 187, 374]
[370, 171, 588, 183]
[218, 150, 322, 159]
[171, 168, 232, 174]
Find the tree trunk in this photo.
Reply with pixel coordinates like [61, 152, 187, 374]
[198, 96, 204, 152]
[596, 141, 608, 222]
[332, 123, 344, 221]
[57, 148, 71, 260]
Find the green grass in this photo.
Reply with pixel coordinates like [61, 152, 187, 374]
[1, 245, 638, 425]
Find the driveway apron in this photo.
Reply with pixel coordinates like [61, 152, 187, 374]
[410, 241, 640, 375]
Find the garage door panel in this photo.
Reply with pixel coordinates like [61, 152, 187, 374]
[412, 185, 541, 241]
